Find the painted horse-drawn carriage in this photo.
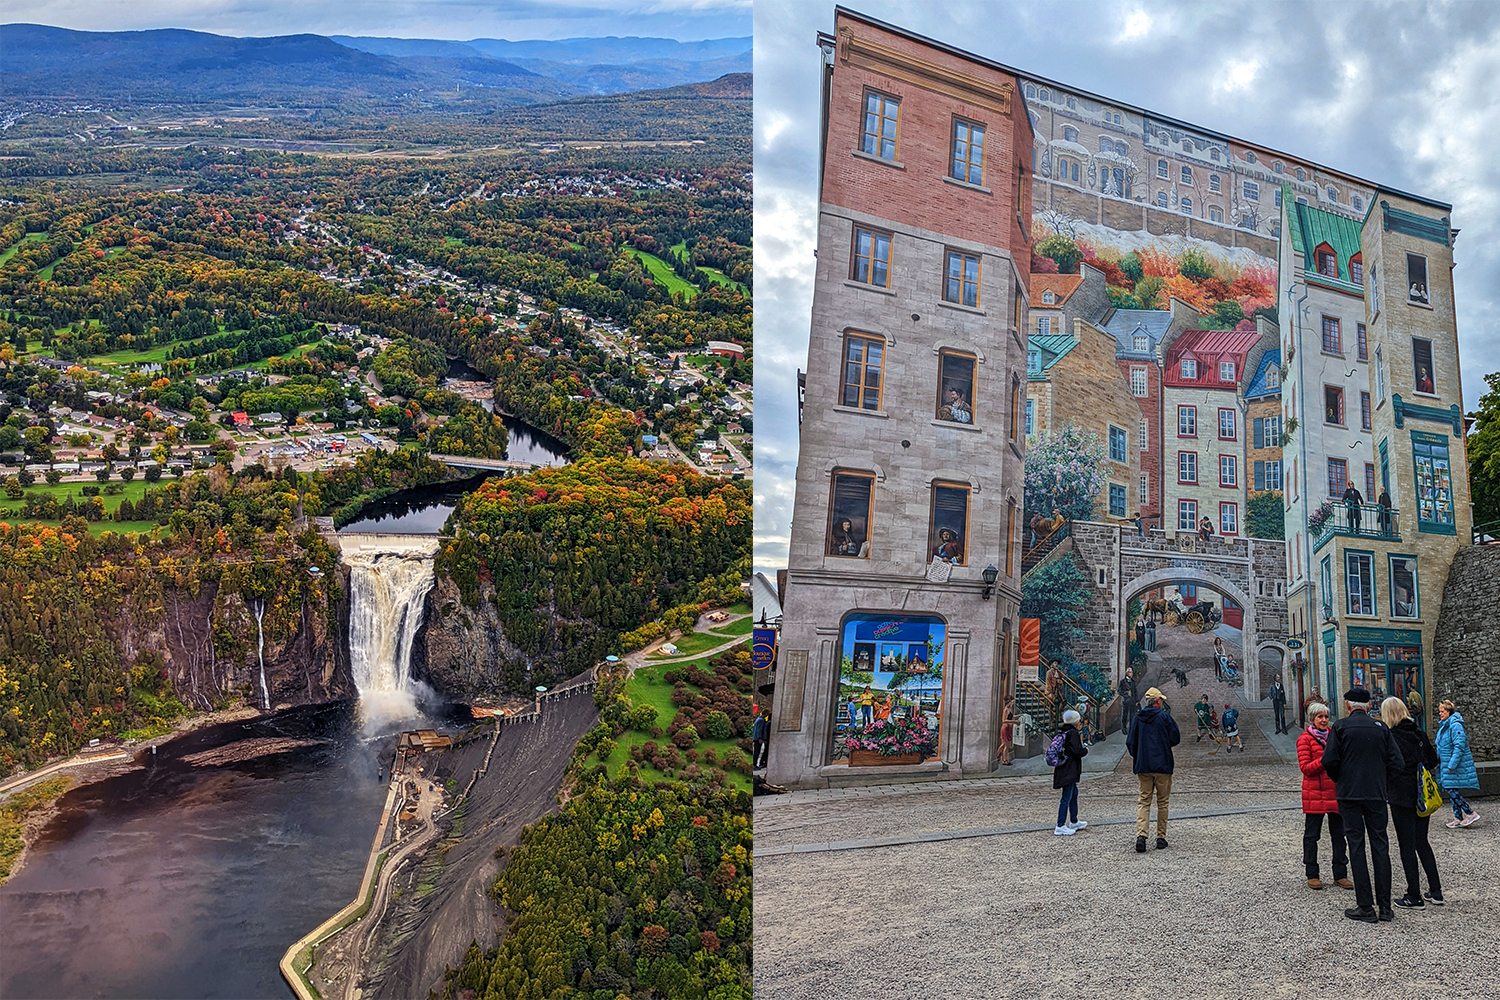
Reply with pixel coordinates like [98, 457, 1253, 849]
[1142, 596, 1223, 634]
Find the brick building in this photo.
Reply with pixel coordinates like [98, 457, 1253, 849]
[768, 9, 1033, 788]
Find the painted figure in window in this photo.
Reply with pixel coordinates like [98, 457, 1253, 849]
[856, 683, 876, 726]
[940, 386, 972, 424]
[933, 526, 964, 564]
[1197, 515, 1215, 544]
[1413, 340, 1436, 396]
[831, 517, 865, 557]
[1409, 279, 1428, 305]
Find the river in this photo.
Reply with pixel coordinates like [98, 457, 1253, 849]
[0, 704, 396, 999]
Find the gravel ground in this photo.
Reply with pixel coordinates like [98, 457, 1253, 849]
[754, 761, 1499, 998]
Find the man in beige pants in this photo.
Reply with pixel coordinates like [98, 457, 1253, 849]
[1125, 686, 1181, 852]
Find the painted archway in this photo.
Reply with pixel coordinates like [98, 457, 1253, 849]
[1122, 566, 1261, 701]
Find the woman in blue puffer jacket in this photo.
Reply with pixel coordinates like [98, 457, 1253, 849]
[1434, 699, 1480, 829]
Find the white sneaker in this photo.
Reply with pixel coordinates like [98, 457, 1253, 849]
[1461, 812, 1481, 827]
[1054, 825, 1076, 836]
[1068, 820, 1088, 830]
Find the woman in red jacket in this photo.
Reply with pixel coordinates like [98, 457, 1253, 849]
[1297, 702, 1352, 891]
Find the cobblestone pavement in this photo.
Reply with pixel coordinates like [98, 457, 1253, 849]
[756, 703, 1499, 998]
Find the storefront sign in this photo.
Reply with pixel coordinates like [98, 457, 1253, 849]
[751, 629, 777, 671]
[1285, 638, 1305, 650]
[1347, 627, 1422, 645]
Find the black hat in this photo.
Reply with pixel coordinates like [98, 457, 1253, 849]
[1344, 687, 1371, 704]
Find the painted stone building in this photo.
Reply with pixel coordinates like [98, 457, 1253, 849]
[1306, 190, 1472, 729]
[768, 10, 1033, 788]
[1160, 326, 1266, 540]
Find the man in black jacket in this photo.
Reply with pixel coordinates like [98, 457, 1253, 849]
[1268, 674, 1288, 734]
[1127, 687, 1180, 853]
[1321, 688, 1405, 922]
[1119, 667, 1139, 738]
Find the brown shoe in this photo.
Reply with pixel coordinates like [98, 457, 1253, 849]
[1307, 878, 1324, 890]
[1335, 878, 1355, 890]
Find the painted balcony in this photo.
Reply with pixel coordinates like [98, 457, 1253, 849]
[1311, 501, 1400, 553]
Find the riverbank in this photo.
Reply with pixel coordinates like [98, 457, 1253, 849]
[0, 777, 74, 883]
[0, 703, 267, 883]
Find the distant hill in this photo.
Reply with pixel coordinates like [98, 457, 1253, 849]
[0, 24, 563, 106]
[331, 33, 751, 95]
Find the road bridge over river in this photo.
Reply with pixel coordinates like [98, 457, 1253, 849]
[426, 453, 540, 474]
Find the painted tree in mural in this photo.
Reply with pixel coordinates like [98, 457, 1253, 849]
[1020, 553, 1087, 665]
[1246, 490, 1286, 540]
[1024, 423, 1107, 524]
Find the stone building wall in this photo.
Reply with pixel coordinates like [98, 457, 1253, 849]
[1432, 544, 1500, 761]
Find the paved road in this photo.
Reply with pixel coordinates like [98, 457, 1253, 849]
[625, 611, 750, 673]
[0, 750, 129, 797]
[755, 760, 1498, 999]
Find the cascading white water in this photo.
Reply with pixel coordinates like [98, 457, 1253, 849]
[250, 598, 269, 710]
[341, 535, 442, 727]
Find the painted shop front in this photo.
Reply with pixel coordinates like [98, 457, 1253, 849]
[833, 613, 948, 764]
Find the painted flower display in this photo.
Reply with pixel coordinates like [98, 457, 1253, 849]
[842, 715, 939, 759]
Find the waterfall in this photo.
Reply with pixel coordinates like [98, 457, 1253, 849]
[341, 535, 442, 726]
[251, 598, 269, 710]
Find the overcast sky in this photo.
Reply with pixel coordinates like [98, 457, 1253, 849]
[3, 0, 750, 40]
[753, 0, 1500, 578]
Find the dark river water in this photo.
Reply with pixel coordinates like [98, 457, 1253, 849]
[340, 367, 570, 535]
[0, 704, 395, 1000]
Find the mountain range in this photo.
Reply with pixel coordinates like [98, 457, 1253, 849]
[0, 24, 751, 107]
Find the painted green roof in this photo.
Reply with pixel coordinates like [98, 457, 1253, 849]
[1027, 334, 1078, 379]
[1290, 190, 1365, 294]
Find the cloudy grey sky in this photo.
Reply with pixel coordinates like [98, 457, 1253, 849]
[5, 0, 749, 40]
[753, 0, 1500, 578]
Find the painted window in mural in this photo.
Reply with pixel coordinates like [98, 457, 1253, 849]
[1327, 457, 1348, 498]
[944, 250, 980, 307]
[1131, 367, 1148, 396]
[1178, 405, 1196, 436]
[841, 333, 883, 410]
[936, 350, 976, 423]
[862, 91, 900, 161]
[929, 482, 970, 565]
[1406, 252, 1429, 305]
[1412, 431, 1455, 532]
[835, 613, 946, 762]
[1389, 556, 1419, 619]
[827, 471, 874, 558]
[1346, 551, 1375, 616]
[1110, 483, 1127, 517]
[1357, 323, 1368, 361]
[952, 119, 984, 185]
[1349, 639, 1423, 711]
[1109, 425, 1127, 462]
[1412, 338, 1436, 394]
[851, 227, 892, 287]
[1178, 499, 1197, 530]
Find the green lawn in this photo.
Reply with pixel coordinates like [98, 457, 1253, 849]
[649, 629, 744, 659]
[78, 344, 176, 367]
[625, 248, 698, 300]
[595, 649, 752, 792]
[0, 233, 46, 268]
[725, 601, 751, 616]
[104, 246, 126, 259]
[711, 616, 753, 637]
[37, 258, 65, 281]
[444, 236, 466, 247]
[666, 240, 747, 294]
[0, 478, 153, 519]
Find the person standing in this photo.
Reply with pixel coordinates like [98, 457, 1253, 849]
[751, 710, 770, 770]
[1381, 697, 1443, 908]
[1052, 709, 1089, 836]
[1320, 688, 1404, 922]
[1144, 617, 1157, 653]
[1434, 699, 1481, 828]
[1127, 687, 1180, 852]
[1297, 703, 1351, 891]
[1197, 515, 1215, 544]
[1119, 667, 1140, 738]
[1342, 482, 1364, 533]
[1377, 487, 1393, 537]
[1268, 674, 1289, 734]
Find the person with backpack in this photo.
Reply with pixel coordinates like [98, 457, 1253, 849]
[1380, 697, 1443, 908]
[1434, 699, 1481, 828]
[1051, 709, 1089, 836]
[1127, 687, 1180, 852]
[1221, 703, 1243, 751]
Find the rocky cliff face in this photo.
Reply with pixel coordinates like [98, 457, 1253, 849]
[411, 572, 532, 703]
[1434, 544, 1500, 761]
[117, 564, 356, 713]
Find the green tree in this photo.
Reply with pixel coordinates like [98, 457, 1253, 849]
[1468, 371, 1500, 528]
[1019, 554, 1089, 665]
[1035, 234, 1082, 275]
[1178, 248, 1216, 281]
[1246, 490, 1286, 539]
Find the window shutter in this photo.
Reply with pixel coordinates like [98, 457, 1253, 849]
[1253, 418, 1263, 449]
[1254, 461, 1265, 491]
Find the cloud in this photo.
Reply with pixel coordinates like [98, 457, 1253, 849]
[754, 0, 1500, 577]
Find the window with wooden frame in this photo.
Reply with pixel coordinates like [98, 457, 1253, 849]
[1006, 501, 1017, 577]
[1350, 253, 1364, 286]
[1324, 385, 1345, 426]
[1412, 338, 1435, 394]
[1178, 499, 1197, 530]
[1406, 252, 1429, 305]
[1218, 407, 1236, 440]
[862, 91, 900, 161]
[1013, 282, 1025, 333]
[1181, 358, 1197, 379]
[1219, 455, 1237, 487]
[952, 119, 985, 185]
[1220, 502, 1238, 535]
[1356, 323, 1368, 362]
[1321, 316, 1342, 355]
[1327, 457, 1348, 498]
[840, 333, 884, 411]
[827, 470, 874, 559]
[929, 482, 971, 566]
[944, 250, 980, 307]
[1131, 366, 1148, 397]
[1009, 375, 1022, 442]
[1179, 451, 1198, 484]
[1315, 244, 1338, 279]
[1178, 405, 1197, 437]
[1360, 391, 1371, 431]
[936, 350, 977, 424]
[1219, 361, 1235, 383]
[850, 227, 892, 287]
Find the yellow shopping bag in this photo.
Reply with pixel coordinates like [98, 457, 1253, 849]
[1417, 765, 1443, 817]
